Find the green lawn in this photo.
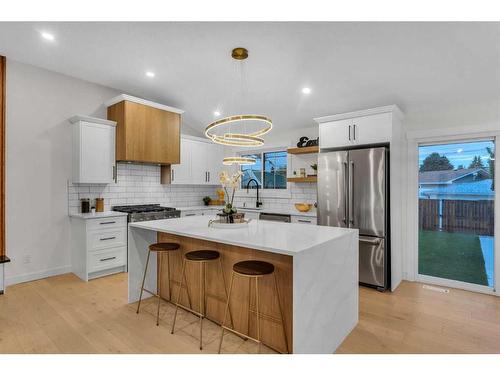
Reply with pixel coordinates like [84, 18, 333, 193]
[419, 230, 488, 286]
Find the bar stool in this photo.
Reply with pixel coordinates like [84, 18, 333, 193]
[218, 260, 289, 354]
[137, 242, 185, 326]
[171, 250, 233, 350]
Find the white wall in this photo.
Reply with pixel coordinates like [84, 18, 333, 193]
[4, 60, 201, 285]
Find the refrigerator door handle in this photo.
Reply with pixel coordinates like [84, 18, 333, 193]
[343, 161, 348, 224]
[349, 161, 354, 225]
[359, 236, 381, 245]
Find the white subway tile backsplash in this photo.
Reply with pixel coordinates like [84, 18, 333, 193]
[68, 163, 318, 215]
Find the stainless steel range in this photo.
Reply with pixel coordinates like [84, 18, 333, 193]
[112, 204, 180, 222]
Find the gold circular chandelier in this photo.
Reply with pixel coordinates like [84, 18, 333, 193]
[205, 47, 272, 148]
[205, 114, 272, 147]
[222, 156, 256, 165]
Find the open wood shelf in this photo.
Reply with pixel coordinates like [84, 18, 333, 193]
[287, 176, 317, 183]
[287, 146, 319, 155]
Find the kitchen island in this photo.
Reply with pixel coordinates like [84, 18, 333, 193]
[128, 216, 358, 354]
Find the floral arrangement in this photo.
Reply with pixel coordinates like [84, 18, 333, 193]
[219, 170, 243, 215]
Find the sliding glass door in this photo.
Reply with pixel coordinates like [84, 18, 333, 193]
[418, 139, 495, 290]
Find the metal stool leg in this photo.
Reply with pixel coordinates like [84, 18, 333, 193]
[218, 271, 235, 354]
[218, 257, 234, 329]
[274, 272, 289, 353]
[136, 250, 151, 314]
[199, 261, 203, 350]
[167, 252, 172, 301]
[156, 252, 162, 326]
[255, 277, 261, 354]
[171, 258, 187, 334]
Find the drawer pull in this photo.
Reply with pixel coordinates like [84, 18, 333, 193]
[100, 221, 116, 225]
[185, 213, 196, 217]
[298, 219, 312, 223]
[100, 236, 116, 241]
[100, 256, 117, 262]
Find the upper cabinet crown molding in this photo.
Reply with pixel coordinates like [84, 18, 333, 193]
[69, 115, 116, 127]
[314, 104, 404, 124]
[105, 94, 184, 115]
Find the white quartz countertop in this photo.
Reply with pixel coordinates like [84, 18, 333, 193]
[129, 215, 355, 256]
[176, 205, 317, 217]
[69, 211, 128, 220]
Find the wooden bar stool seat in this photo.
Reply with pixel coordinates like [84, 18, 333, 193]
[233, 260, 274, 276]
[149, 242, 180, 252]
[137, 242, 184, 326]
[218, 260, 289, 354]
[171, 249, 233, 350]
[185, 250, 220, 261]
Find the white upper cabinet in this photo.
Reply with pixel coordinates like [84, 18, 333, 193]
[171, 136, 223, 185]
[171, 138, 193, 184]
[70, 116, 116, 184]
[315, 105, 402, 149]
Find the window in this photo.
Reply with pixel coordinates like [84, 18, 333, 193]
[241, 150, 287, 189]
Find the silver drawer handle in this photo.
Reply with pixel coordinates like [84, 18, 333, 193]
[100, 236, 116, 241]
[100, 221, 116, 225]
[298, 219, 311, 223]
[100, 256, 116, 262]
[359, 237, 381, 245]
[185, 213, 196, 216]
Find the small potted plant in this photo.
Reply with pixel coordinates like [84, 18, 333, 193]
[202, 196, 212, 206]
[310, 163, 318, 176]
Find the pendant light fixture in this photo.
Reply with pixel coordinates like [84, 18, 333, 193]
[205, 47, 272, 165]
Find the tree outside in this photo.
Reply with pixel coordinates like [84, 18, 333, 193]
[419, 152, 454, 172]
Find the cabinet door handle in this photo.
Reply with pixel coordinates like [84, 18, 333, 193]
[208, 171, 210, 182]
[353, 124, 356, 140]
[172, 169, 175, 182]
[100, 256, 116, 262]
[348, 125, 351, 141]
[112, 165, 117, 182]
[100, 236, 116, 241]
[298, 219, 312, 223]
[100, 221, 116, 225]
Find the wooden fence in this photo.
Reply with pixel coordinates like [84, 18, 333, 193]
[419, 199, 494, 236]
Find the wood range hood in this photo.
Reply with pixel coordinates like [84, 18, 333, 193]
[106, 94, 184, 183]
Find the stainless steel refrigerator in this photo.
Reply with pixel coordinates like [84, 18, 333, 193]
[318, 146, 389, 290]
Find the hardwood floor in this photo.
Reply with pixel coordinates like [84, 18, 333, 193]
[0, 272, 499, 353]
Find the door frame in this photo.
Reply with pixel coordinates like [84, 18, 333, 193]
[0, 56, 5, 258]
[406, 126, 500, 296]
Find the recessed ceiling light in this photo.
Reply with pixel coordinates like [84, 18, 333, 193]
[213, 111, 221, 116]
[40, 32, 55, 41]
[302, 87, 311, 94]
[145, 71, 155, 78]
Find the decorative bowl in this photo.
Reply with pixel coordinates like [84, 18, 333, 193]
[294, 203, 312, 212]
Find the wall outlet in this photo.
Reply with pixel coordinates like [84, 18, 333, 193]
[23, 255, 32, 264]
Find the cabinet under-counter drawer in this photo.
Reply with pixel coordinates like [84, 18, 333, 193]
[87, 227, 127, 251]
[88, 247, 126, 273]
[86, 216, 127, 231]
[291, 216, 317, 225]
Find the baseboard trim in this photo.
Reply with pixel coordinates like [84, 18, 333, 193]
[6, 265, 72, 286]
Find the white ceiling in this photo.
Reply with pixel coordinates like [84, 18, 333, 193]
[0, 22, 499, 135]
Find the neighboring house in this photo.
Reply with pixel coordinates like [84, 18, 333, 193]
[419, 168, 493, 200]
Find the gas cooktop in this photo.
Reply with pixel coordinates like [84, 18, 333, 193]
[112, 204, 180, 222]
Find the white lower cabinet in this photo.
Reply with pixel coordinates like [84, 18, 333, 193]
[291, 216, 317, 225]
[70, 215, 128, 281]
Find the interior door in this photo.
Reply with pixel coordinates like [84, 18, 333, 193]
[348, 147, 386, 237]
[318, 151, 348, 227]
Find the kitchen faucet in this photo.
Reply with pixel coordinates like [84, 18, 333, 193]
[245, 178, 262, 208]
